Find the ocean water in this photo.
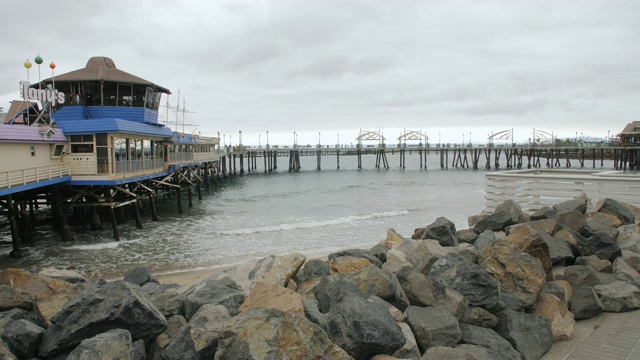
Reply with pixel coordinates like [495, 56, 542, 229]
[0, 151, 612, 279]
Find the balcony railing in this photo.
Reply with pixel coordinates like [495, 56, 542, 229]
[115, 158, 164, 174]
[0, 163, 70, 189]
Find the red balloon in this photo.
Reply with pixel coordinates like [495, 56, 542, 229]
[49, 62, 56, 69]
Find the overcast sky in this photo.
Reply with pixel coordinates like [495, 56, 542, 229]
[2, 0, 639, 145]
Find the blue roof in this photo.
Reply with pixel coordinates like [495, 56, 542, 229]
[56, 118, 173, 137]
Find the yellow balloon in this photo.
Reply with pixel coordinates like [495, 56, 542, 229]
[24, 59, 32, 69]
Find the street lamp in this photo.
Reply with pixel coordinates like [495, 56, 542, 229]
[438, 132, 441, 147]
[469, 132, 471, 147]
[462, 133, 465, 147]
[259, 134, 261, 147]
[266, 131, 269, 148]
[319, 132, 321, 145]
[293, 132, 296, 147]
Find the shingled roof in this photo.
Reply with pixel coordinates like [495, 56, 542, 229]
[620, 121, 640, 135]
[39, 56, 170, 94]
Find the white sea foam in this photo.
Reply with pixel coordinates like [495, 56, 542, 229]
[217, 209, 411, 235]
[66, 242, 120, 250]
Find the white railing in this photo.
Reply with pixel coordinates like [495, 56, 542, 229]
[169, 152, 194, 163]
[485, 169, 640, 211]
[114, 158, 164, 174]
[0, 163, 70, 189]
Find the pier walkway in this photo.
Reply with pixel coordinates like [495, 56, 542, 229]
[543, 308, 640, 360]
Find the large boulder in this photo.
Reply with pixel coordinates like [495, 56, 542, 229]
[421, 217, 459, 247]
[0, 340, 16, 360]
[405, 305, 461, 352]
[294, 259, 329, 284]
[66, 329, 133, 360]
[474, 230, 497, 251]
[36, 283, 87, 328]
[459, 323, 522, 360]
[429, 253, 501, 310]
[575, 255, 612, 273]
[622, 250, 640, 273]
[459, 306, 499, 328]
[123, 267, 158, 286]
[392, 322, 421, 359]
[539, 280, 572, 304]
[554, 197, 588, 214]
[422, 344, 493, 360]
[181, 277, 245, 319]
[578, 217, 621, 261]
[0, 309, 41, 331]
[613, 258, 640, 287]
[215, 307, 352, 359]
[162, 304, 229, 360]
[596, 198, 636, 225]
[569, 286, 604, 320]
[617, 224, 640, 253]
[238, 281, 304, 315]
[325, 291, 405, 359]
[0, 268, 74, 301]
[1, 319, 45, 359]
[556, 210, 587, 233]
[328, 249, 383, 268]
[37, 267, 86, 284]
[493, 310, 553, 360]
[329, 256, 371, 274]
[395, 266, 468, 318]
[474, 200, 526, 233]
[345, 264, 396, 301]
[38, 280, 167, 358]
[0, 285, 34, 312]
[593, 281, 640, 312]
[564, 265, 601, 289]
[533, 293, 575, 341]
[478, 240, 546, 308]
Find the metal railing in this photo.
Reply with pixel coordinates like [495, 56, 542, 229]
[114, 158, 164, 174]
[485, 169, 640, 211]
[0, 163, 70, 189]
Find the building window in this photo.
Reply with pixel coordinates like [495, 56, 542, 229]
[52, 144, 65, 157]
[70, 134, 94, 153]
[30, 144, 35, 156]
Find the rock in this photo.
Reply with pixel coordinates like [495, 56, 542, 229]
[503, 224, 555, 280]
[149, 332, 170, 360]
[569, 286, 604, 320]
[474, 230, 497, 251]
[556, 210, 587, 233]
[575, 255, 612, 272]
[617, 224, 640, 253]
[0, 319, 45, 359]
[596, 198, 636, 225]
[67, 329, 133, 360]
[140, 282, 165, 296]
[594, 280, 640, 312]
[0, 308, 41, 331]
[294, 258, 329, 283]
[215, 307, 352, 360]
[36, 283, 86, 328]
[239, 281, 305, 315]
[211, 253, 306, 295]
[346, 264, 396, 302]
[162, 304, 229, 360]
[0, 268, 74, 301]
[405, 305, 461, 351]
[386, 228, 409, 247]
[457, 228, 479, 244]
[132, 339, 145, 360]
[123, 267, 158, 286]
[39, 280, 168, 358]
[149, 291, 183, 318]
[530, 206, 558, 220]
[395, 266, 468, 318]
[182, 277, 245, 319]
[564, 265, 602, 289]
[369, 243, 388, 264]
[0, 340, 17, 360]
[494, 310, 553, 360]
[37, 268, 86, 284]
[325, 292, 405, 359]
[554, 197, 588, 214]
[588, 211, 624, 228]
[381, 248, 412, 274]
[459, 323, 522, 360]
[421, 216, 459, 246]
[498, 291, 524, 312]
[314, 273, 360, 314]
[304, 299, 327, 330]
[429, 253, 501, 310]
[329, 256, 371, 274]
[540, 280, 572, 304]
[478, 240, 546, 308]
[403, 240, 441, 275]
[422, 344, 493, 360]
[0, 285, 34, 312]
[553, 226, 584, 255]
[577, 233, 622, 262]
[165, 315, 187, 339]
[622, 250, 640, 273]
[544, 236, 575, 265]
[328, 248, 383, 268]
[474, 211, 516, 233]
[392, 322, 421, 360]
[613, 258, 640, 287]
[534, 294, 575, 341]
[459, 306, 499, 328]
[508, 218, 558, 236]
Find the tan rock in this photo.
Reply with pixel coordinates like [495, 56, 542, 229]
[0, 268, 74, 301]
[296, 277, 323, 301]
[329, 256, 371, 274]
[552, 279, 574, 303]
[239, 281, 305, 315]
[261, 253, 306, 287]
[385, 228, 407, 247]
[588, 211, 623, 228]
[381, 249, 412, 274]
[36, 284, 84, 327]
[534, 293, 575, 341]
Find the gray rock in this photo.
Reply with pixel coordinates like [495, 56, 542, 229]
[405, 305, 461, 351]
[403, 240, 441, 275]
[594, 280, 640, 312]
[474, 230, 497, 251]
[0, 319, 45, 359]
[149, 291, 184, 318]
[554, 198, 588, 214]
[295, 258, 329, 284]
[556, 210, 587, 233]
[613, 258, 640, 287]
[459, 323, 522, 360]
[622, 250, 640, 273]
[215, 307, 351, 360]
[182, 277, 245, 319]
[67, 329, 133, 360]
[369, 243, 388, 264]
[140, 282, 165, 296]
[617, 225, 640, 253]
[459, 306, 499, 328]
[0, 340, 17, 360]
[123, 267, 158, 286]
[345, 264, 395, 301]
[39, 280, 167, 358]
[499, 291, 524, 312]
[162, 304, 229, 360]
[395, 266, 469, 318]
[422, 344, 493, 360]
[0, 285, 34, 312]
[326, 291, 405, 359]
[530, 206, 558, 220]
[553, 227, 585, 255]
[540, 282, 568, 303]
[422, 216, 459, 246]
[0, 308, 41, 330]
[564, 265, 602, 289]
[544, 235, 575, 265]
[303, 299, 327, 330]
[577, 232, 622, 262]
[393, 321, 421, 359]
[37, 268, 86, 284]
[165, 315, 187, 339]
[132, 338, 146, 360]
[429, 253, 501, 310]
[597, 198, 636, 225]
[575, 255, 612, 272]
[457, 228, 479, 244]
[569, 286, 604, 320]
[494, 310, 553, 360]
[314, 273, 360, 314]
[474, 211, 515, 233]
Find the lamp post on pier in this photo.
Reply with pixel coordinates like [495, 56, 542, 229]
[462, 133, 465, 147]
[318, 132, 321, 147]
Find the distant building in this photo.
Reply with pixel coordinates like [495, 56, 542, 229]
[618, 121, 640, 145]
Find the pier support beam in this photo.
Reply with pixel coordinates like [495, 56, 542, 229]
[149, 193, 159, 221]
[109, 206, 120, 241]
[6, 195, 22, 259]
